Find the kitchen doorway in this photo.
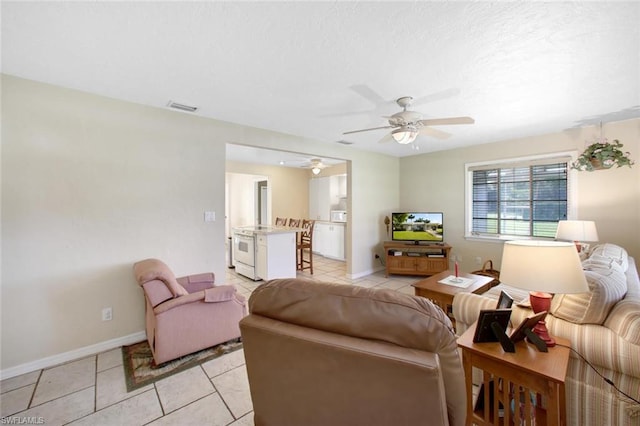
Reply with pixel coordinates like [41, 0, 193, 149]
[257, 180, 268, 225]
[225, 172, 269, 236]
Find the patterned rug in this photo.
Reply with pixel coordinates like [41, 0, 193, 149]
[121, 338, 243, 392]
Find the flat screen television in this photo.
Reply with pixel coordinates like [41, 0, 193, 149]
[391, 212, 444, 244]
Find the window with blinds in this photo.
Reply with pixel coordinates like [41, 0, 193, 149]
[466, 154, 574, 239]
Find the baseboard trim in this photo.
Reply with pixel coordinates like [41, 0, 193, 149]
[0, 331, 146, 380]
[348, 265, 385, 280]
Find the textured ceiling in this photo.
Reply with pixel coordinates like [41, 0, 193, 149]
[2, 1, 639, 161]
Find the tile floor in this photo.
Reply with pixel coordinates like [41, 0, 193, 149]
[1, 256, 421, 425]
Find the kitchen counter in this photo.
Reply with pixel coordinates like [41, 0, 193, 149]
[233, 225, 303, 235]
[232, 225, 300, 281]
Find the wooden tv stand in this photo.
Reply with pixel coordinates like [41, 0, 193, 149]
[383, 241, 451, 277]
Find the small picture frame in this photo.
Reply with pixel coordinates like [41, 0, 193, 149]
[509, 310, 548, 343]
[473, 309, 512, 343]
[496, 290, 514, 309]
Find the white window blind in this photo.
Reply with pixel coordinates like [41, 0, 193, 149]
[466, 153, 575, 240]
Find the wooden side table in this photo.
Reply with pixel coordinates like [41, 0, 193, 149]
[412, 270, 494, 329]
[457, 323, 570, 426]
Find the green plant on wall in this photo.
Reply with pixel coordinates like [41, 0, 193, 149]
[571, 139, 635, 172]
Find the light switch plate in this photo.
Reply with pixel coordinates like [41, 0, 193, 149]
[204, 211, 216, 222]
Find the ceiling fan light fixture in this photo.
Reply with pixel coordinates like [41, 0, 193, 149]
[311, 167, 321, 175]
[392, 126, 419, 144]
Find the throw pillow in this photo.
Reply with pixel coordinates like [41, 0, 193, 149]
[551, 267, 627, 325]
[589, 243, 629, 272]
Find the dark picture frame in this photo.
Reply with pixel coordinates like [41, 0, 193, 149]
[496, 290, 514, 309]
[472, 309, 512, 343]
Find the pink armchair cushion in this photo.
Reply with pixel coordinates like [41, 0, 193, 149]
[204, 285, 237, 302]
[177, 273, 216, 293]
[142, 280, 174, 307]
[133, 258, 188, 297]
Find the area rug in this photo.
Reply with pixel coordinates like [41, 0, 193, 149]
[122, 338, 243, 392]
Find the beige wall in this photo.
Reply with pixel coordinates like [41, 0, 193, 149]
[225, 161, 310, 228]
[1, 75, 399, 372]
[399, 118, 640, 271]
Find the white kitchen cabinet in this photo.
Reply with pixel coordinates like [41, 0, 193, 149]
[255, 232, 297, 280]
[309, 175, 347, 221]
[312, 222, 345, 261]
[309, 177, 331, 221]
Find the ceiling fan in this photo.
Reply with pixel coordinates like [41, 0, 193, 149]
[343, 96, 475, 145]
[290, 158, 329, 175]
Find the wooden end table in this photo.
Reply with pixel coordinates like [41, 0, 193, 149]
[457, 323, 570, 426]
[412, 270, 494, 329]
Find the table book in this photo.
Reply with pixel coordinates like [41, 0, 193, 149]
[438, 275, 474, 288]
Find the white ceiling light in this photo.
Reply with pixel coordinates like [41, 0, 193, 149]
[391, 126, 419, 144]
[311, 167, 321, 175]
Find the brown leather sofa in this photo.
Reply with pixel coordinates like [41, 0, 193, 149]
[240, 278, 466, 426]
[133, 258, 246, 365]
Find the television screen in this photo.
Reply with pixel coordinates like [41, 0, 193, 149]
[392, 212, 444, 243]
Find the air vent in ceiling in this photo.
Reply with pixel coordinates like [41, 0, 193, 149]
[167, 100, 198, 113]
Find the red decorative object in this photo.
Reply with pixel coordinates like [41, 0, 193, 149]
[529, 291, 555, 347]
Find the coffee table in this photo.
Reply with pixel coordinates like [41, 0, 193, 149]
[412, 270, 495, 329]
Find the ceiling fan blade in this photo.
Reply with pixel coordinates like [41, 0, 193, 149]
[319, 109, 376, 118]
[419, 126, 452, 139]
[350, 84, 388, 105]
[411, 88, 461, 106]
[343, 125, 394, 135]
[378, 133, 394, 144]
[419, 116, 475, 126]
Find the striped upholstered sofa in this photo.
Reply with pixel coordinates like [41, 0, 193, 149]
[452, 243, 639, 426]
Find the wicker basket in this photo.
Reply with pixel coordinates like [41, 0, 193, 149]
[472, 260, 500, 287]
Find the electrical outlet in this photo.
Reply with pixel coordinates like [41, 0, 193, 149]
[102, 307, 112, 321]
[475, 256, 482, 265]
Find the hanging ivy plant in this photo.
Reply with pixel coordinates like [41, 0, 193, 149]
[571, 139, 635, 172]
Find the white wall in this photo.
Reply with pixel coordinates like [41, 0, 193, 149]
[399, 118, 640, 271]
[225, 160, 310, 228]
[1, 75, 399, 372]
[225, 172, 265, 231]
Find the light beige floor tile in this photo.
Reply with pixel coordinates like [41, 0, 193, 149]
[96, 364, 152, 410]
[68, 388, 162, 426]
[230, 411, 254, 425]
[212, 366, 252, 419]
[32, 357, 95, 406]
[0, 384, 35, 417]
[1, 371, 40, 393]
[202, 349, 246, 379]
[397, 285, 416, 295]
[97, 348, 122, 372]
[155, 367, 214, 414]
[354, 273, 386, 284]
[19, 387, 95, 426]
[352, 279, 380, 288]
[147, 392, 234, 426]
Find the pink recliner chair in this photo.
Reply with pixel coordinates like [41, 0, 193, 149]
[133, 258, 246, 365]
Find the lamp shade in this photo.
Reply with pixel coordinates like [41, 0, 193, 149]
[555, 220, 599, 242]
[499, 240, 588, 294]
[391, 126, 418, 144]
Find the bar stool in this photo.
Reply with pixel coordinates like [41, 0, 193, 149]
[297, 219, 315, 274]
[275, 217, 288, 226]
[288, 218, 301, 228]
